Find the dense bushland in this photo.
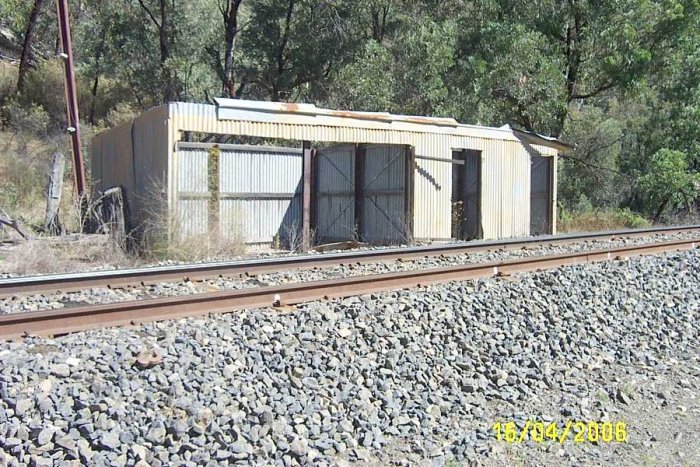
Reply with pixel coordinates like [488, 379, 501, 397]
[0, 0, 698, 235]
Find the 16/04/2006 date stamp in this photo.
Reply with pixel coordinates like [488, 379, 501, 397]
[493, 421, 628, 444]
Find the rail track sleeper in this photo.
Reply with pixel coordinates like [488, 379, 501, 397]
[1, 225, 700, 298]
[0, 238, 697, 340]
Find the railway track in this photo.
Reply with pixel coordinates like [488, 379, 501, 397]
[1, 225, 699, 298]
[0, 237, 696, 340]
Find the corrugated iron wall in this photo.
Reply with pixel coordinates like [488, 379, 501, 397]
[174, 143, 303, 244]
[90, 106, 169, 233]
[480, 139, 530, 239]
[174, 147, 208, 238]
[166, 103, 561, 241]
[131, 105, 169, 230]
[91, 121, 134, 196]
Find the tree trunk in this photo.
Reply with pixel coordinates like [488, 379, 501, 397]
[221, 0, 243, 98]
[16, 0, 44, 93]
[272, 0, 295, 101]
[159, 0, 175, 101]
[371, 5, 389, 43]
[653, 198, 669, 223]
[89, 28, 107, 125]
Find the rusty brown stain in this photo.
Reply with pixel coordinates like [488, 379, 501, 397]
[281, 103, 300, 112]
[403, 116, 455, 125]
[330, 110, 456, 126]
[332, 110, 389, 121]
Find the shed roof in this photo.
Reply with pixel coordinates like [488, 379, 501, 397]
[213, 98, 571, 152]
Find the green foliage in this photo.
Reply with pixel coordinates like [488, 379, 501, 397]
[0, 62, 16, 106]
[21, 59, 86, 124]
[328, 40, 395, 112]
[1, 100, 50, 137]
[638, 149, 699, 219]
[240, 0, 357, 101]
[0, 0, 699, 224]
[559, 104, 625, 209]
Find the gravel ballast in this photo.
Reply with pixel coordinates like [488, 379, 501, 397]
[2, 231, 698, 315]
[1, 249, 699, 466]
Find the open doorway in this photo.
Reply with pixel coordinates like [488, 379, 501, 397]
[452, 149, 482, 240]
[530, 154, 554, 235]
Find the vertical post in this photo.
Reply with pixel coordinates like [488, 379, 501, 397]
[45, 152, 65, 235]
[302, 141, 313, 250]
[551, 155, 557, 235]
[208, 145, 221, 238]
[404, 145, 414, 243]
[354, 144, 365, 242]
[56, 0, 87, 199]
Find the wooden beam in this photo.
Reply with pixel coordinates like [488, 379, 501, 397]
[302, 141, 313, 250]
[354, 144, 365, 242]
[404, 145, 415, 243]
[45, 152, 65, 235]
[310, 148, 317, 238]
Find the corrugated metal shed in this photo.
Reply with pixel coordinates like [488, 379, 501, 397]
[91, 99, 568, 246]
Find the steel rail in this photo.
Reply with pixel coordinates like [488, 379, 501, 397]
[0, 238, 696, 340]
[1, 224, 699, 298]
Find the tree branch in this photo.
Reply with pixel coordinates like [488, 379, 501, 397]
[137, 0, 161, 28]
[570, 80, 616, 100]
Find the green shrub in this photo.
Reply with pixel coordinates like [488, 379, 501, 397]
[1, 100, 50, 137]
[0, 62, 17, 107]
[21, 59, 93, 124]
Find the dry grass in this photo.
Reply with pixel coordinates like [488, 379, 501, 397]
[138, 183, 246, 262]
[558, 208, 650, 233]
[0, 234, 134, 275]
[159, 232, 246, 262]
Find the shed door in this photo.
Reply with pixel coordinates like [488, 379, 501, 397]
[360, 145, 408, 243]
[530, 155, 553, 235]
[314, 145, 356, 242]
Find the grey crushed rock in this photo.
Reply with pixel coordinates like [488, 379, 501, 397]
[0, 249, 697, 465]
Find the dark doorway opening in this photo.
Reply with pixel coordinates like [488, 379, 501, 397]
[452, 149, 482, 240]
[530, 154, 553, 235]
